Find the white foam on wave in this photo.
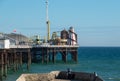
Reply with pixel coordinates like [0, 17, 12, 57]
[108, 77, 114, 80]
[108, 77, 120, 80]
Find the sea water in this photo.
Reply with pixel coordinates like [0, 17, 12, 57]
[4, 47, 120, 81]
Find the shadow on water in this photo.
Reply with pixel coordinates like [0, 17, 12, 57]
[4, 61, 77, 81]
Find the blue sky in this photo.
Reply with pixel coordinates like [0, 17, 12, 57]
[0, 0, 120, 46]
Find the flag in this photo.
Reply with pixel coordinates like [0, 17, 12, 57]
[13, 29, 16, 32]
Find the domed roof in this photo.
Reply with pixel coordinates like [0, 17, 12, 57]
[5, 33, 29, 42]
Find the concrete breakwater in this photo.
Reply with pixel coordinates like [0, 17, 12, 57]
[16, 71, 103, 81]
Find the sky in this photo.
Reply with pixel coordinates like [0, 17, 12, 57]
[0, 0, 120, 46]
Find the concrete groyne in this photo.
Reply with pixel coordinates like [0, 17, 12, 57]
[16, 71, 103, 81]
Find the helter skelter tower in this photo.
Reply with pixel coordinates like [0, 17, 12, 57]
[46, 0, 50, 42]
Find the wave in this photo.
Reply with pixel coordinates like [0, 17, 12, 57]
[108, 77, 120, 81]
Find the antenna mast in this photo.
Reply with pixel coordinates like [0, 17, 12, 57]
[46, 0, 50, 42]
[46, 0, 48, 21]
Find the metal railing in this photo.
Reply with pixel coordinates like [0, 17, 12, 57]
[10, 45, 31, 48]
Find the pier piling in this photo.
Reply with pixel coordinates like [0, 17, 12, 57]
[20, 52, 22, 69]
[3, 50, 7, 78]
[27, 49, 31, 71]
[13, 50, 17, 72]
[0, 52, 4, 81]
[0, 45, 78, 80]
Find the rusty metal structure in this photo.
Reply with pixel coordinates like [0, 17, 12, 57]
[32, 45, 78, 63]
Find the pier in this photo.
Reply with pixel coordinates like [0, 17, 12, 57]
[0, 45, 78, 81]
[0, 26, 79, 81]
[0, 0, 80, 80]
[0, 26, 79, 80]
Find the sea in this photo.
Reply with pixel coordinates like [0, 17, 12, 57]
[4, 47, 120, 81]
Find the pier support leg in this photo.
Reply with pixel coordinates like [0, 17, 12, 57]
[71, 51, 78, 63]
[52, 49, 56, 63]
[20, 52, 22, 69]
[62, 51, 67, 63]
[10, 53, 14, 70]
[3, 50, 7, 78]
[75, 51, 78, 63]
[13, 50, 17, 72]
[49, 53, 51, 62]
[0, 52, 4, 81]
[46, 49, 49, 64]
[41, 48, 44, 64]
[7, 53, 10, 70]
[16, 53, 19, 71]
[27, 49, 31, 71]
